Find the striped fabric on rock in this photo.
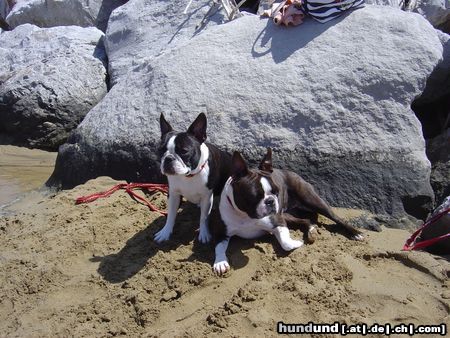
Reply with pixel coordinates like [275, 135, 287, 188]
[304, 0, 365, 23]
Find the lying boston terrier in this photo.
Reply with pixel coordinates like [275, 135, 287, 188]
[155, 113, 231, 244]
[213, 148, 364, 275]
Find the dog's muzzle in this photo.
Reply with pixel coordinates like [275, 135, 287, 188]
[257, 196, 278, 218]
[161, 154, 190, 176]
[264, 196, 277, 213]
[162, 155, 176, 175]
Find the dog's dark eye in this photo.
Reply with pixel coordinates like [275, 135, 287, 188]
[179, 149, 189, 156]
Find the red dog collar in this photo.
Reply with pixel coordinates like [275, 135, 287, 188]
[185, 161, 207, 178]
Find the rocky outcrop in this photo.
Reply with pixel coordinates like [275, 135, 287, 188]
[49, 7, 443, 217]
[412, 0, 450, 33]
[0, 24, 107, 150]
[365, 0, 450, 33]
[105, 0, 225, 86]
[5, 0, 128, 32]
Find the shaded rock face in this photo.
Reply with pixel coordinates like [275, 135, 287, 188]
[0, 0, 15, 19]
[105, 0, 225, 86]
[5, 0, 128, 32]
[413, 31, 450, 139]
[412, 31, 450, 207]
[0, 24, 107, 150]
[50, 7, 443, 217]
[0, 0, 14, 30]
[427, 129, 450, 206]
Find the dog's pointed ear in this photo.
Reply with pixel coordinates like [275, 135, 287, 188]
[187, 113, 207, 143]
[160, 113, 173, 138]
[258, 147, 273, 173]
[232, 151, 248, 179]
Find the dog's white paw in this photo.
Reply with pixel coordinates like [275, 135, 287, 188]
[154, 227, 172, 243]
[198, 228, 212, 243]
[213, 260, 230, 275]
[352, 233, 365, 241]
[281, 239, 304, 251]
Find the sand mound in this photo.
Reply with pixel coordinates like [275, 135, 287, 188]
[0, 177, 449, 337]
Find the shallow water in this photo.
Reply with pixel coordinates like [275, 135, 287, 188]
[0, 145, 57, 207]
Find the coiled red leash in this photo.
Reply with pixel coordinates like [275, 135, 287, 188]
[75, 183, 169, 216]
[402, 207, 450, 251]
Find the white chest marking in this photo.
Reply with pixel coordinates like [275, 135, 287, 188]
[167, 143, 211, 205]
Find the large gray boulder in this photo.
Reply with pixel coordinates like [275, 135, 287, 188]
[105, 0, 225, 86]
[0, 24, 107, 150]
[50, 6, 443, 217]
[5, 0, 128, 32]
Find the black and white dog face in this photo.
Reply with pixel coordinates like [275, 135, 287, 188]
[230, 149, 280, 219]
[159, 113, 207, 177]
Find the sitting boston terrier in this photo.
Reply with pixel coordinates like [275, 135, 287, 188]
[155, 113, 231, 244]
[213, 148, 364, 275]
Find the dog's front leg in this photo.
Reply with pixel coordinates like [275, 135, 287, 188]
[154, 192, 181, 242]
[272, 225, 304, 251]
[258, 214, 303, 251]
[255, 215, 303, 250]
[213, 236, 230, 275]
[198, 192, 213, 243]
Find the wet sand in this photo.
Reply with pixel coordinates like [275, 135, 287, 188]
[0, 145, 57, 207]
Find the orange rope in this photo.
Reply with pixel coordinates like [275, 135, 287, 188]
[75, 183, 169, 216]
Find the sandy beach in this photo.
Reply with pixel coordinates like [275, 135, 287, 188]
[1, 1, 449, 336]
[0, 175, 449, 337]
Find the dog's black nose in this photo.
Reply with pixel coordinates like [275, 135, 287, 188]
[265, 198, 274, 206]
[163, 156, 176, 175]
[165, 156, 175, 163]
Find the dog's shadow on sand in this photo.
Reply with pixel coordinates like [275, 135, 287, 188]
[91, 205, 367, 283]
[90, 202, 206, 283]
[181, 237, 255, 271]
[92, 202, 257, 283]
[90, 202, 277, 283]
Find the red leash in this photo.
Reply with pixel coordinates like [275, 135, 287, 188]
[402, 207, 450, 251]
[75, 182, 169, 216]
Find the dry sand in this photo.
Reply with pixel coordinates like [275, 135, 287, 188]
[0, 176, 449, 337]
